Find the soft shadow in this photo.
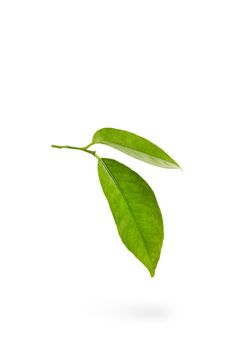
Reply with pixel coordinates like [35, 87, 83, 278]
[104, 303, 173, 321]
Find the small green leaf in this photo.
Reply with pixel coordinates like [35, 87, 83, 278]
[93, 127, 180, 169]
[98, 158, 164, 276]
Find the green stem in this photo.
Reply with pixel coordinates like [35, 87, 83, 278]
[83, 142, 94, 150]
[51, 144, 100, 160]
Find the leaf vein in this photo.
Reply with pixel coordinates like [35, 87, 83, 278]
[100, 159, 153, 270]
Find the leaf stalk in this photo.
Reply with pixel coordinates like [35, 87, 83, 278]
[51, 144, 99, 159]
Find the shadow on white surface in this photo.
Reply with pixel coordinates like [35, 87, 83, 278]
[111, 303, 173, 321]
[85, 302, 173, 321]
[121, 304, 171, 319]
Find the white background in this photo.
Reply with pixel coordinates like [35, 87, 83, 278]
[0, 1, 234, 349]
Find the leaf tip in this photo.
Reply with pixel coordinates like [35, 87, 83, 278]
[172, 160, 182, 170]
[176, 162, 183, 171]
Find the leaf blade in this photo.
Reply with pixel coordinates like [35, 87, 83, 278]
[93, 127, 180, 169]
[98, 158, 164, 276]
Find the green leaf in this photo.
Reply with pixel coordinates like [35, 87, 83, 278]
[93, 127, 180, 169]
[98, 158, 164, 277]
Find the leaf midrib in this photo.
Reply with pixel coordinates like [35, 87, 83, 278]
[98, 141, 174, 165]
[100, 159, 154, 272]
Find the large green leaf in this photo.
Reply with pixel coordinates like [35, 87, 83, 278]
[98, 158, 164, 276]
[93, 127, 180, 169]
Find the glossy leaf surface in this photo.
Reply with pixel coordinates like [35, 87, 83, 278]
[93, 128, 180, 169]
[98, 158, 164, 276]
